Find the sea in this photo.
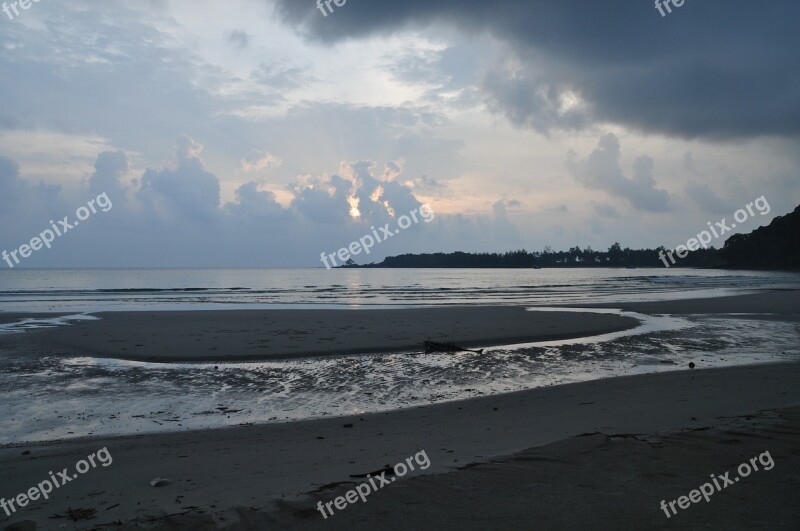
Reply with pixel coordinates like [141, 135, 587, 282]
[1, 268, 799, 444]
[2, 267, 800, 312]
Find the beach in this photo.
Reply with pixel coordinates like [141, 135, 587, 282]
[3, 1, 799, 528]
[10, 290, 798, 365]
[21, 306, 639, 362]
[1, 363, 797, 530]
[1, 290, 798, 530]
[593, 288, 800, 317]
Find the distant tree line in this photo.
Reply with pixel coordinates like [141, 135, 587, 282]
[344, 245, 722, 269]
[342, 204, 799, 270]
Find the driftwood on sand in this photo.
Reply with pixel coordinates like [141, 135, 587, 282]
[423, 340, 484, 354]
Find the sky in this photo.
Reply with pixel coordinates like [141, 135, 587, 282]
[0, 0, 798, 267]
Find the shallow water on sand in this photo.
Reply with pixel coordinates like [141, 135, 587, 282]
[0, 313, 797, 444]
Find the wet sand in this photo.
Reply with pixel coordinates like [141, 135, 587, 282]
[271, 404, 800, 531]
[18, 306, 639, 362]
[1, 362, 798, 530]
[10, 289, 799, 364]
[593, 288, 800, 317]
[1, 291, 798, 529]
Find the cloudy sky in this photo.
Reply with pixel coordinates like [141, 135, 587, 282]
[1, 0, 798, 267]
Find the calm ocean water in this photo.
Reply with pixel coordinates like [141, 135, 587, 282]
[2, 268, 800, 313]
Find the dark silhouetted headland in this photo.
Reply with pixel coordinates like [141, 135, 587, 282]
[721, 204, 800, 270]
[342, 204, 799, 270]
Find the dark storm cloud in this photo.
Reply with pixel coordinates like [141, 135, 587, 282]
[274, 0, 800, 139]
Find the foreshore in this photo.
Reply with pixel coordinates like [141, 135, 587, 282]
[0, 290, 798, 530]
[1, 362, 798, 530]
[15, 305, 640, 362]
[6, 289, 799, 363]
[591, 288, 800, 317]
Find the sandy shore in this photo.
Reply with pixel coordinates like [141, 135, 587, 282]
[8, 289, 798, 363]
[593, 288, 800, 317]
[1, 362, 798, 530]
[277, 404, 800, 531]
[15, 306, 639, 362]
[1, 290, 798, 529]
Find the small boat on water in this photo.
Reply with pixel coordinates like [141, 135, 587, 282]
[423, 340, 484, 354]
